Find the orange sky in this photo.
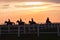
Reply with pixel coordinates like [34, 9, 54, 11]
[0, 2, 60, 24]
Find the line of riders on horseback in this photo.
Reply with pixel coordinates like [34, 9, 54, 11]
[5, 17, 51, 26]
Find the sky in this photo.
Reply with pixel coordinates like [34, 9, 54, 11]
[0, 0, 60, 24]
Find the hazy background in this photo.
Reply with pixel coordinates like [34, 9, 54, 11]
[0, 0, 60, 24]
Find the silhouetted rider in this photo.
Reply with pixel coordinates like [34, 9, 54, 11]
[29, 18, 36, 25]
[17, 18, 25, 25]
[46, 17, 51, 24]
[5, 19, 15, 25]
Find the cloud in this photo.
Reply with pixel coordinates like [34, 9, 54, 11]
[14, 3, 51, 8]
[48, 0, 60, 3]
[0, 0, 60, 3]
[0, 4, 9, 9]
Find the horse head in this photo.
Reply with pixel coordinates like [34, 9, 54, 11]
[5, 21, 8, 23]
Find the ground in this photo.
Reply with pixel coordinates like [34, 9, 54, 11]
[0, 33, 60, 40]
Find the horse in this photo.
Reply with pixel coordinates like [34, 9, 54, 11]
[29, 21, 36, 25]
[17, 20, 25, 25]
[5, 21, 15, 26]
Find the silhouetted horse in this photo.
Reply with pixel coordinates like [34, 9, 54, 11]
[5, 21, 15, 26]
[17, 20, 25, 25]
[29, 18, 36, 25]
[29, 21, 36, 25]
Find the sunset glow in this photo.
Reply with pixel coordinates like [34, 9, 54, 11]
[0, 1, 60, 24]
